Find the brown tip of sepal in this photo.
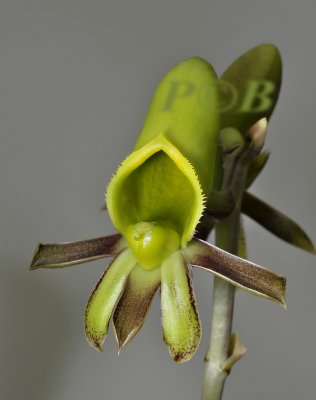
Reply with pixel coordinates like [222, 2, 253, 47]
[272, 276, 286, 309]
[113, 331, 128, 355]
[85, 330, 105, 352]
[88, 338, 104, 352]
[29, 242, 42, 271]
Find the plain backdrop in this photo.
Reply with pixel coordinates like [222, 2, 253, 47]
[1, 1, 315, 399]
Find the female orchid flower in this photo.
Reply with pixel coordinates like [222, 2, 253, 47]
[30, 57, 285, 362]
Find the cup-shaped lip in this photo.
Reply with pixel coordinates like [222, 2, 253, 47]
[106, 133, 205, 247]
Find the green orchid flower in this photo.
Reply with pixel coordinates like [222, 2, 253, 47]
[30, 57, 286, 363]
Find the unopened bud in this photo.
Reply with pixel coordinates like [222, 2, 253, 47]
[247, 117, 268, 154]
[219, 127, 245, 155]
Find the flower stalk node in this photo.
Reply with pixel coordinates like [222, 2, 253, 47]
[221, 332, 246, 374]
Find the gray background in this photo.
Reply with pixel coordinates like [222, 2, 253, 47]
[1, 1, 315, 399]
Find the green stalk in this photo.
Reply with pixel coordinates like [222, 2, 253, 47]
[202, 134, 251, 400]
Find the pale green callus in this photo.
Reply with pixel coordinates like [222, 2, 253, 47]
[161, 251, 201, 362]
[126, 221, 181, 270]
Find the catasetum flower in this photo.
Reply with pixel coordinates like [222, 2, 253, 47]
[30, 57, 286, 362]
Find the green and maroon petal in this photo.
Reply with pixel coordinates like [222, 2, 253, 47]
[113, 265, 160, 351]
[30, 234, 127, 270]
[161, 251, 201, 363]
[84, 248, 136, 351]
[184, 238, 286, 306]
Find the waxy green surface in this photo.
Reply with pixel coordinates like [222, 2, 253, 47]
[106, 57, 220, 270]
[134, 57, 219, 195]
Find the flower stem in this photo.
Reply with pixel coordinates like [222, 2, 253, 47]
[202, 277, 235, 400]
[201, 210, 239, 400]
[202, 135, 251, 400]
